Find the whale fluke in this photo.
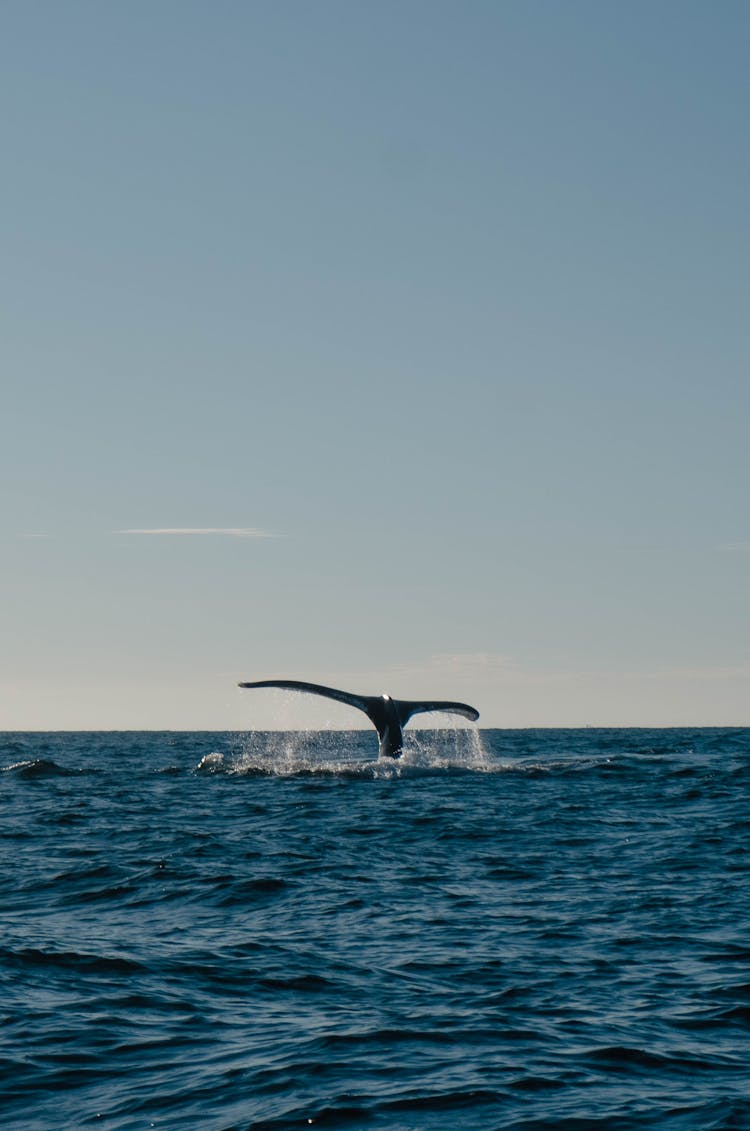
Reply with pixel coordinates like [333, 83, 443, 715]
[238, 679, 479, 759]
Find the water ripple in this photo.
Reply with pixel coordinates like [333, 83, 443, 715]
[0, 728, 749, 1129]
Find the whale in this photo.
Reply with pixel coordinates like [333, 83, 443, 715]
[238, 679, 480, 759]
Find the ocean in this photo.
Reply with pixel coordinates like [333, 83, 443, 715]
[1, 727, 749, 1130]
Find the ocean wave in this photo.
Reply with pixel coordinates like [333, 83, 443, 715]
[2, 728, 749, 1131]
[0, 758, 75, 778]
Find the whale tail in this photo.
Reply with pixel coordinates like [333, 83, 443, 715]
[237, 679, 479, 759]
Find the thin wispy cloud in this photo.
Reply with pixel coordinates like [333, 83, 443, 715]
[114, 527, 276, 538]
[714, 541, 750, 553]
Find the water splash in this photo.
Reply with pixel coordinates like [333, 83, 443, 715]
[195, 751, 228, 774]
[398, 726, 491, 772]
[196, 726, 491, 777]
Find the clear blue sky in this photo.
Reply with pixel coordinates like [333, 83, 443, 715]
[2, 1, 748, 729]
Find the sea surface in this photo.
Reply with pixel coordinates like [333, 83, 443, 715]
[2, 727, 749, 1130]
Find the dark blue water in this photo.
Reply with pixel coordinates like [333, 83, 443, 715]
[2, 728, 749, 1130]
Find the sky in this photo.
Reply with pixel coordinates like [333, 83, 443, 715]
[2, 0, 748, 730]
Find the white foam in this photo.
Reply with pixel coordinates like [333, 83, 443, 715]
[203, 726, 492, 777]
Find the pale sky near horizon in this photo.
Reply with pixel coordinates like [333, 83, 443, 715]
[2, 1, 749, 730]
